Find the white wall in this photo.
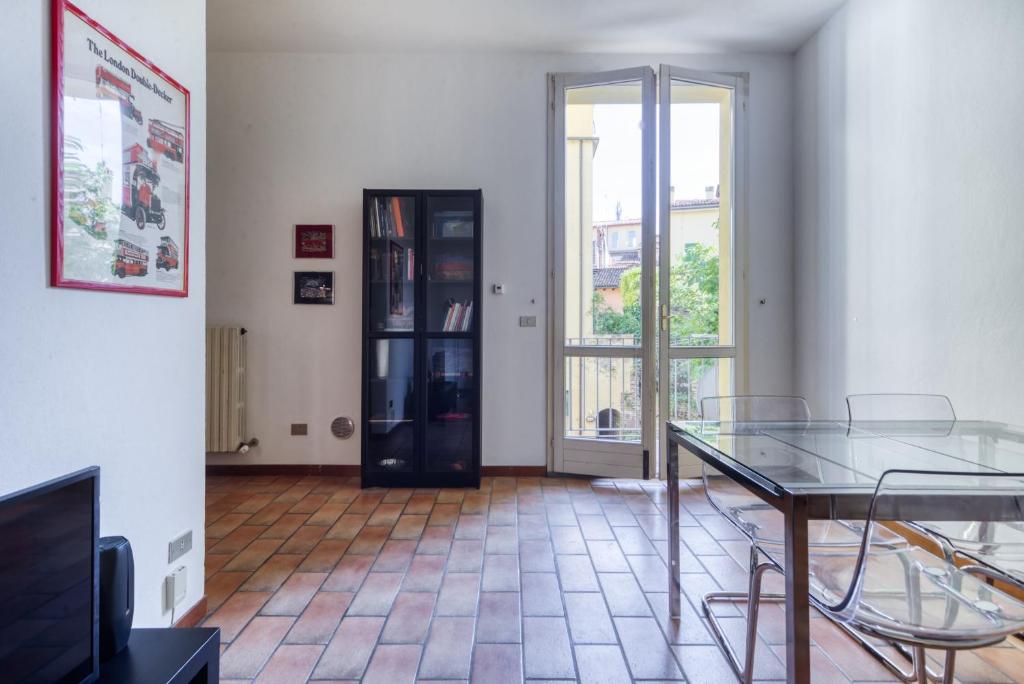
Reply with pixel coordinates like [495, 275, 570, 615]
[795, 0, 1024, 420]
[207, 51, 795, 467]
[0, 0, 206, 626]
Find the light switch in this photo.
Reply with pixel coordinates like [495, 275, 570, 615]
[519, 316, 537, 327]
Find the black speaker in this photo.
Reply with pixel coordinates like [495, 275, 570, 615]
[98, 535, 134, 661]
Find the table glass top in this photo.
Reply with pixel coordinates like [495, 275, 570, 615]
[670, 420, 1024, 496]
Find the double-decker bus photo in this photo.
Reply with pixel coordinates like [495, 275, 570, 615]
[147, 119, 185, 163]
[95, 66, 143, 125]
[156, 236, 179, 271]
[112, 239, 149, 278]
[122, 144, 166, 230]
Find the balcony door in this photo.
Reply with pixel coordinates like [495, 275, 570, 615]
[658, 65, 741, 477]
[550, 65, 741, 479]
[551, 68, 656, 478]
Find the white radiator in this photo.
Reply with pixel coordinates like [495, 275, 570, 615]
[206, 327, 248, 453]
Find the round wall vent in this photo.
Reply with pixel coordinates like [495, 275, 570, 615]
[331, 416, 355, 439]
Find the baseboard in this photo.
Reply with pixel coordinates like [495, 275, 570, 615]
[206, 464, 360, 476]
[207, 464, 547, 478]
[481, 466, 548, 477]
[173, 595, 207, 628]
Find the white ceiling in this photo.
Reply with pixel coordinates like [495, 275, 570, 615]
[207, 0, 845, 54]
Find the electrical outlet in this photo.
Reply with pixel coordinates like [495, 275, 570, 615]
[168, 530, 192, 563]
[165, 565, 187, 610]
[519, 315, 537, 327]
[291, 423, 308, 436]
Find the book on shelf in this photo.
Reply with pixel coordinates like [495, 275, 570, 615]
[370, 196, 414, 239]
[433, 254, 473, 281]
[442, 299, 473, 332]
[432, 210, 474, 239]
[391, 197, 405, 237]
[371, 244, 413, 282]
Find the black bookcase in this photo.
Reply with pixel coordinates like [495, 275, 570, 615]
[361, 189, 481, 488]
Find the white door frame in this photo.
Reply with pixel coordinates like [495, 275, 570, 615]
[548, 67, 656, 479]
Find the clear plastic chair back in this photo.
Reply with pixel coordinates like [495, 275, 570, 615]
[699, 396, 810, 540]
[700, 395, 811, 425]
[846, 393, 956, 423]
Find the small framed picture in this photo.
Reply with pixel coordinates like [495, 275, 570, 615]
[295, 224, 334, 259]
[294, 271, 334, 305]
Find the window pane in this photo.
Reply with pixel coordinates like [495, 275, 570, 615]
[564, 356, 641, 442]
[564, 81, 643, 348]
[667, 80, 733, 347]
[667, 357, 733, 422]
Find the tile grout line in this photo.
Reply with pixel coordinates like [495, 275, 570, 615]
[413, 484, 473, 682]
[289, 481, 365, 683]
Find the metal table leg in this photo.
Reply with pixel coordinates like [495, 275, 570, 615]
[784, 494, 810, 684]
[668, 436, 681, 619]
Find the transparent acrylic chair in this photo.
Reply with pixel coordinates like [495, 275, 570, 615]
[698, 395, 905, 683]
[799, 470, 1024, 684]
[847, 394, 1024, 590]
[846, 393, 959, 424]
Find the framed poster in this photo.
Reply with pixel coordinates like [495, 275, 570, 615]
[294, 272, 334, 305]
[295, 224, 334, 259]
[52, 1, 190, 296]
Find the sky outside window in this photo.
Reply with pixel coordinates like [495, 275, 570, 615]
[590, 102, 720, 223]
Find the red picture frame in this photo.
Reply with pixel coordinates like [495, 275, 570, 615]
[294, 224, 334, 259]
[52, 1, 190, 296]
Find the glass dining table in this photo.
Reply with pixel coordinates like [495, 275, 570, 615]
[665, 419, 1024, 684]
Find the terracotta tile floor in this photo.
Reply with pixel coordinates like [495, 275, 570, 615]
[203, 474, 1024, 683]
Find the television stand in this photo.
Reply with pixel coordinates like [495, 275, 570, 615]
[98, 627, 219, 683]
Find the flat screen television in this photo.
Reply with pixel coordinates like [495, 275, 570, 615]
[0, 467, 99, 683]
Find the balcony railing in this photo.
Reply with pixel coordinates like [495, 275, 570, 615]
[562, 334, 729, 439]
[566, 335, 639, 347]
[563, 353, 641, 442]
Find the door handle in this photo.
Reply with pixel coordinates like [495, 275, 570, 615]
[660, 304, 669, 332]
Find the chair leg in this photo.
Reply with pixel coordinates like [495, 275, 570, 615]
[912, 646, 927, 684]
[702, 560, 781, 684]
[741, 561, 774, 683]
[830, 621, 916, 682]
[942, 650, 956, 684]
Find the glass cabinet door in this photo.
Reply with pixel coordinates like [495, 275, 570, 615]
[367, 338, 416, 473]
[424, 338, 475, 473]
[425, 196, 475, 332]
[368, 195, 416, 332]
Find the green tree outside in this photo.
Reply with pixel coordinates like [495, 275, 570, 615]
[591, 232, 722, 418]
[64, 136, 118, 240]
[593, 242, 720, 344]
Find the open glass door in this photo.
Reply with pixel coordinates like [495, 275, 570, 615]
[657, 65, 742, 477]
[551, 68, 655, 478]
